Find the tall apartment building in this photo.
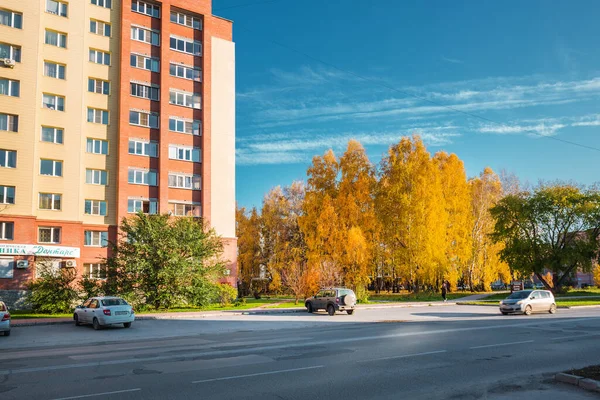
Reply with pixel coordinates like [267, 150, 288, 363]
[0, 0, 236, 304]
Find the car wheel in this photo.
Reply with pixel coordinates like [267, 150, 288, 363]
[123, 322, 132, 328]
[524, 305, 532, 316]
[74, 314, 81, 326]
[3, 330, 10, 337]
[92, 317, 101, 330]
[327, 304, 335, 316]
[347, 310, 354, 315]
[306, 302, 313, 313]
[549, 304, 557, 314]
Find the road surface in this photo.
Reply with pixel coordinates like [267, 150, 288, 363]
[1, 305, 599, 399]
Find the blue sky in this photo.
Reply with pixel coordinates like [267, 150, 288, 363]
[214, 0, 600, 209]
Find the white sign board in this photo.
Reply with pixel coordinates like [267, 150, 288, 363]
[0, 243, 80, 258]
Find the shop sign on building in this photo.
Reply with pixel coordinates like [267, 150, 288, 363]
[0, 244, 80, 258]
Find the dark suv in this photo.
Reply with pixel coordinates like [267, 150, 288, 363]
[305, 288, 357, 316]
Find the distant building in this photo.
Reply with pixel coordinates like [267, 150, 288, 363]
[0, 0, 236, 304]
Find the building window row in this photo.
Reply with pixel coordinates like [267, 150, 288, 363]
[132, 0, 160, 18]
[0, 113, 18, 132]
[169, 117, 201, 136]
[39, 193, 61, 210]
[169, 35, 202, 56]
[0, 221, 14, 240]
[168, 173, 201, 190]
[87, 138, 109, 155]
[44, 61, 66, 79]
[130, 53, 159, 72]
[0, 8, 23, 29]
[86, 168, 108, 185]
[0, 78, 19, 97]
[40, 159, 62, 176]
[128, 198, 158, 214]
[128, 169, 157, 186]
[46, 0, 68, 17]
[170, 10, 202, 30]
[42, 126, 63, 144]
[0, 42, 21, 62]
[169, 202, 201, 217]
[85, 263, 107, 279]
[90, 49, 111, 66]
[39, 226, 61, 244]
[130, 110, 158, 128]
[88, 107, 109, 125]
[45, 29, 67, 48]
[169, 89, 201, 109]
[0, 186, 15, 204]
[88, 78, 110, 95]
[131, 82, 159, 101]
[170, 63, 202, 82]
[90, 19, 111, 37]
[42, 93, 65, 111]
[129, 139, 158, 157]
[0, 223, 110, 248]
[91, 0, 112, 9]
[85, 200, 107, 216]
[0, 149, 16, 168]
[168, 145, 200, 162]
[131, 26, 159, 46]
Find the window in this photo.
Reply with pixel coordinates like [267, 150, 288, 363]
[39, 193, 61, 210]
[128, 169, 157, 186]
[0, 222, 13, 240]
[132, 0, 160, 18]
[42, 94, 65, 111]
[130, 54, 159, 72]
[170, 11, 202, 30]
[0, 257, 14, 278]
[129, 139, 158, 157]
[46, 0, 68, 17]
[128, 198, 158, 214]
[86, 138, 108, 155]
[85, 169, 108, 185]
[38, 227, 60, 244]
[84, 263, 107, 279]
[84, 231, 108, 247]
[169, 203, 201, 217]
[0, 79, 19, 97]
[169, 63, 202, 82]
[88, 78, 110, 95]
[43, 61, 66, 79]
[41, 127, 63, 144]
[0, 9, 23, 29]
[169, 89, 201, 109]
[0, 186, 15, 204]
[91, 0, 111, 9]
[45, 30, 67, 48]
[129, 110, 159, 128]
[84, 200, 107, 216]
[168, 173, 201, 190]
[0, 43, 21, 62]
[168, 145, 200, 162]
[169, 35, 202, 56]
[89, 49, 110, 65]
[40, 159, 62, 176]
[130, 82, 159, 101]
[87, 108, 109, 125]
[0, 113, 18, 132]
[0, 149, 16, 168]
[131, 26, 159, 46]
[90, 19, 111, 37]
[169, 118, 201, 135]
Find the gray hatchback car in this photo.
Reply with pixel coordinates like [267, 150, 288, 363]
[500, 290, 556, 315]
[305, 288, 357, 316]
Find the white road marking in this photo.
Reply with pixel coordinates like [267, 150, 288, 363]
[50, 388, 141, 400]
[2, 317, 599, 376]
[358, 350, 447, 363]
[192, 365, 324, 384]
[469, 340, 534, 350]
[551, 333, 600, 341]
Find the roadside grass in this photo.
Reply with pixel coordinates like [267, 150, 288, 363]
[10, 298, 287, 319]
[370, 292, 470, 302]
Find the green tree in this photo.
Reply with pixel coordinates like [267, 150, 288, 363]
[27, 260, 78, 313]
[105, 213, 226, 310]
[490, 184, 600, 292]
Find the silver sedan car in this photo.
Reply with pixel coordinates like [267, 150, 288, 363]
[0, 301, 10, 336]
[500, 290, 556, 315]
[74, 296, 135, 330]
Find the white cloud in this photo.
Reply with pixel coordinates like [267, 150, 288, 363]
[441, 56, 464, 64]
[478, 123, 567, 136]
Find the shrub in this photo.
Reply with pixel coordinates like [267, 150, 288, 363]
[355, 285, 369, 304]
[78, 276, 104, 301]
[27, 263, 78, 313]
[216, 283, 237, 306]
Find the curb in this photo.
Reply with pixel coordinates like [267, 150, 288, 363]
[555, 373, 600, 393]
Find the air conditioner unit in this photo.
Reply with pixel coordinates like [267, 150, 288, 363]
[64, 260, 77, 268]
[3, 58, 15, 68]
[16, 260, 29, 269]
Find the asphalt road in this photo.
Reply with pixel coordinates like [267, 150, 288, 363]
[1, 305, 600, 400]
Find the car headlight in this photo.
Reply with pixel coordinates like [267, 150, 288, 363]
[516, 301, 523, 305]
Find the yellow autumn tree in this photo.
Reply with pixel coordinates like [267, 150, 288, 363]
[376, 135, 447, 292]
[236, 205, 262, 294]
[434, 152, 473, 291]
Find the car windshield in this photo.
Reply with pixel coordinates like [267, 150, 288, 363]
[101, 298, 128, 306]
[506, 291, 532, 300]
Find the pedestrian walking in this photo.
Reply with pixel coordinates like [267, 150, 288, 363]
[441, 281, 448, 302]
